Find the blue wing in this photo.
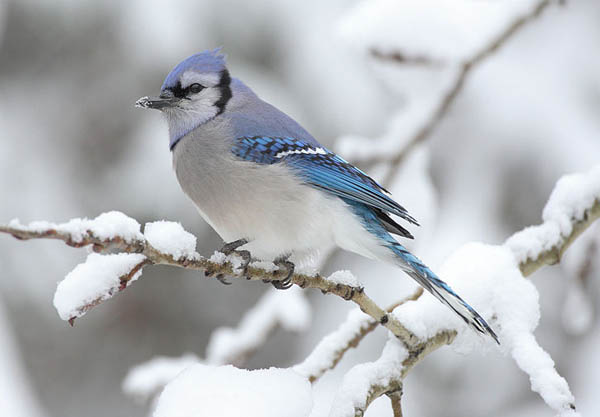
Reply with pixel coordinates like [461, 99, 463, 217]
[232, 136, 418, 228]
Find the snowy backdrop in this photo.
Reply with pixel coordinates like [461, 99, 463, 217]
[0, 1, 599, 416]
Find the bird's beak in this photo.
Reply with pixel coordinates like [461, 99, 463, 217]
[135, 92, 180, 110]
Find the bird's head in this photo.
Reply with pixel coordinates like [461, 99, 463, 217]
[136, 48, 232, 144]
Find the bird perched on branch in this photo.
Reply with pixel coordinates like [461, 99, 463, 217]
[136, 48, 498, 343]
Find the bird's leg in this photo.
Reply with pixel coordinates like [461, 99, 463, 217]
[207, 239, 252, 285]
[271, 254, 295, 290]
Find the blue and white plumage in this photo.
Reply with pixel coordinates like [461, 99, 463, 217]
[136, 48, 498, 343]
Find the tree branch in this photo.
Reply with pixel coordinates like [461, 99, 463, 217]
[0, 218, 421, 348]
[517, 199, 600, 277]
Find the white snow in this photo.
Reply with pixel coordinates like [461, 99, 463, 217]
[325, 270, 361, 287]
[8, 211, 144, 244]
[144, 221, 198, 261]
[122, 354, 201, 403]
[329, 337, 407, 417]
[209, 250, 227, 264]
[393, 242, 578, 416]
[53, 253, 147, 321]
[294, 308, 372, 380]
[206, 287, 310, 365]
[506, 165, 600, 265]
[153, 364, 313, 417]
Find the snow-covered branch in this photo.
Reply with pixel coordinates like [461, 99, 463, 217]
[299, 165, 599, 417]
[0, 213, 420, 347]
[294, 288, 423, 383]
[1, 164, 597, 417]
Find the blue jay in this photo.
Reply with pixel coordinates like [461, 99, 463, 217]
[136, 48, 498, 342]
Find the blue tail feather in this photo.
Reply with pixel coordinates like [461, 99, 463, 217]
[345, 199, 499, 343]
[388, 242, 499, 344]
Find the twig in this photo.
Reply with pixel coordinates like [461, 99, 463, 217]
[295, 287, 423, 383]
[339, 177, 599, 416]
[362, 0, 554, 186]
[387, 388, 404, 417]
[518, 199, 600, 276]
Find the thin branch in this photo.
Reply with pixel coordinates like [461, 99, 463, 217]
[0, 221, 421, 348]
[343, 177, 599, 416]
[295, 287, 423, 383]
[518, 199, 600, 276]
[361, 0, 555, 185]
[387, 388, 404, 417]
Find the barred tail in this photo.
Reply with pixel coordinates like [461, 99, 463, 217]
[390, 244, 499, 344]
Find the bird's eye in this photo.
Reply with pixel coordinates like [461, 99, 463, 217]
[189, 83, 203, 94]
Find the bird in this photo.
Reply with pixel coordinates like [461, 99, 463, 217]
[136, 48, 498, 343]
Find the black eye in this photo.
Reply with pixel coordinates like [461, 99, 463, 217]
[189, 83, 203, 94]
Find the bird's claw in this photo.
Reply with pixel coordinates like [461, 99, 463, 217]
[216, 273, 231, 285]
[272, 257, 295, 290]
[210, 239, 252, 284]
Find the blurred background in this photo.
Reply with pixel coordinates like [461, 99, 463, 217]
[0, 0, 599, 416]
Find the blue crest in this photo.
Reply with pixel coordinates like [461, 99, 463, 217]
[161, 48, 227, 90]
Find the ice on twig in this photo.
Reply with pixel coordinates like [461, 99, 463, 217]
[206, 287, 310, 365]
[53, 253, 147, 321]
[9, 211, 144, 243]
[153, 364, 312, 417]
[329, 337, 407, 417]
[122, 354, 201, 403]
[294, 308, 372, 380]
[143, 221, 198, 261]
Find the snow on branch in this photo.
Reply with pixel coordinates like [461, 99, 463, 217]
[152, 364, 313, 417]
[336, 0, 556, 186]
[0, 212, 420, 347]
[329, 337, 407, 417]
[1, 166, 597, 417]
[507, 165, 600, 276]
[294, 288, 422, 383]
[297, 165, 598, 417]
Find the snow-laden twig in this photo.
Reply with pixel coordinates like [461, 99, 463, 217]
[507, 166, 600, 276]
[0, 213, 419, 346]
[294, 288, 422, 383]
[322, 165, 598, 417]
[339, 0, 555, 186]
[329, 337, 407, 417]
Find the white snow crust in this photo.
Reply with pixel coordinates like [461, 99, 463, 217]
[506, 165, 600, 265]
[53, 253, 146, 321]
[153, 364, 312, 417]
[325, 270, 361, 287]
[122, 354, 201, 402]
[144, 221, 198, 261]
[329, 337, 407, 417]
[394, 242, 578, 416]
[294, 308, 372, 380]
[9, 211, 144, 243]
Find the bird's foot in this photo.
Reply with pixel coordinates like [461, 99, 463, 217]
[211, 239, 251, 284]
[270, 255, 295, 290]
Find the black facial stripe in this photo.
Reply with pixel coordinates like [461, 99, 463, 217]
[167, 81, 205, 99]
[214, 69, 232, 116]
